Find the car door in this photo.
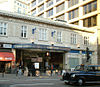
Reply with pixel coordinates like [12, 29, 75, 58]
[95, 66, 100, 81]
[85, 71, 96, 81]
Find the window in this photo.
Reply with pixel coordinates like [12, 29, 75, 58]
[83, 1, 97, 15]
[56, 3, 65, 13]
[31, 0, 36, 7]
[38, 4, 44, 12]
[57, 31, 62, 42]
[32, 9, 36, 16]
[56, 14, 65, 20]
[71, 33, 77, 44]
[18, 7, 21, 14]
[47, 0, 53, 7]
[21, 26, 27, 38]
[39, 29, 47, 41]
[47, 8, 53, 17]
[0, 22, 7, 35]
[68, 8, 79, 20]
[56, 0, 60, 2]
[38, 13, 44, 18]
[72, 21, 79, 25]
[84, 36, 89, 45]
[69, 58, 79, 68]
[38, 0, 43, 3]
[83, 15, 97, 27]
[68, 0, 79, 8]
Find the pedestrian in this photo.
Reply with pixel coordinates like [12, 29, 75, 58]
[24, 66, 29, 76]
[51, 64, 54, 76]
[18, 66, 22, 78]
[32, 64, 36, 76]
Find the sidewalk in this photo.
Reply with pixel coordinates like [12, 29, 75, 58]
[0, 73, 62, 80]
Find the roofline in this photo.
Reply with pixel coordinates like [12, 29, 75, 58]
[0, 10, 96, 33]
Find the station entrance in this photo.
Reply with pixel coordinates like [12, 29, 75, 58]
[16, 49, 64, 75]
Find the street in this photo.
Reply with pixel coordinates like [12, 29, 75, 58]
[0, 74, 100, 87]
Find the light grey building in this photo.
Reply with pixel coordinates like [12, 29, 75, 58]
[0, 10, 97, 73]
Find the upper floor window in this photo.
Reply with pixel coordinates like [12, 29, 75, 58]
[68, 8, 79, 20]
[84, 36, 89, 45]
[17, 7, 21, 14]
[38, 13, 44, 18]
[56, 0, 60, 2]
[47, 0, 53, 8]
[72, 21, 79, 25]
[21, 26, 27, 38]
[57, 31, 62, 42]
[39, 29, 47, 41]
[38, 0, 43, 3]
[56, 3, 65, 13]
[68, 0, 79, 8]
[71, 33, 77, 44]
[0, 22, 7, 36]
[47, 8, 53, 17]
[38, 4, 44, 12]
[32, 9, 36, 16]
[83, 1, 97, 15]
[31, 0, 36, 7]
[83, 15, 97, 27]
[56, 14, 65, 20]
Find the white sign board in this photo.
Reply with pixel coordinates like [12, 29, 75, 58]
[35, 63, 39, 69]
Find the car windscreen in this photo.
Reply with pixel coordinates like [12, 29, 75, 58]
[74, 65, 86, 71]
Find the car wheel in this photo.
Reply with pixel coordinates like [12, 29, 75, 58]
[77, 78, 84, 86]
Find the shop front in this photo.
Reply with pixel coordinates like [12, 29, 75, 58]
[0, 52, 15, 73]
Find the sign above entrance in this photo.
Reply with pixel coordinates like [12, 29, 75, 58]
[0, 52, 15, 61]
[12, 44, 70, 52]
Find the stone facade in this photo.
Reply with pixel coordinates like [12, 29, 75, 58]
[0, 10, 98, 70]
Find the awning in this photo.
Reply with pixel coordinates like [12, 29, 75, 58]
[0, 52, 15, 61]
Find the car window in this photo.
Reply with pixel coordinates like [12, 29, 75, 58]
[87, 66, 100, 71]
[75, 65, 86, 71]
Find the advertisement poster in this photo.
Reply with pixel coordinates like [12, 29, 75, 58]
[35, 63, 39, 69]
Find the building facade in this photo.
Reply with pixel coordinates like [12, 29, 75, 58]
[0, 0, 29, 15]
[28, 0, 100, 64]
[0, 10, 97, 73]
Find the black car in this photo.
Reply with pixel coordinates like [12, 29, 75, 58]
[62, 64, 100, 85]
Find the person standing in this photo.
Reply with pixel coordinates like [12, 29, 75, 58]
[51, 64, 53, 76]
[32, 64, 36, 76]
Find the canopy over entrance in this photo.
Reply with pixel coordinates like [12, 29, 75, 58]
[0, 52, 15, 61]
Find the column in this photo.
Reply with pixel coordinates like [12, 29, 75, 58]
[63, 52, 68, 70]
